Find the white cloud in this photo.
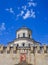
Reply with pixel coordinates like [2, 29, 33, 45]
[23, 10, 30, 19]
[16, 10, 24, 19]
[30, 9, 36, 18]
[17, 9, 36, 20]
[28, 2, 37, 7]
[5, 0, 37, 20]
[23, 10, 36, 19]
[5, 8, 15, 15]
[16, 0, 37, 20]
[20, 10, 24, 16]
[22, 5, 27, 10]
[0, 23, 6, 31]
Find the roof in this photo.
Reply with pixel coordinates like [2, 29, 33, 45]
[16, 26, 32, 33]
[8, 37, 40, 46]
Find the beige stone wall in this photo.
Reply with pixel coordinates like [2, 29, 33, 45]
[0, 46, 48, 65]
[0, 53, 48, 65]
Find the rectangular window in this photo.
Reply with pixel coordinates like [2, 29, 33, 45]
[29, 34, 30, 38]
[23, 33, 25, 37]
[18, 34, 20, 38]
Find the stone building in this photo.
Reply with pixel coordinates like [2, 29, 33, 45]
[0, 27, 48, 65]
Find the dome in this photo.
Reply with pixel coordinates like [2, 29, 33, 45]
[16, 26, 32, 33]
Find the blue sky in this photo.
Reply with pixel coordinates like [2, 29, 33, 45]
[0, 0, 48, 45]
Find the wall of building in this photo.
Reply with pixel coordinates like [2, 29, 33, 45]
[0, 45, 48, 65]
[13, 39, 34, 46]
[16, 29, 32, 38]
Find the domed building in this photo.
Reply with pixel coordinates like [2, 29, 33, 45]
[0, 27, 48, 65]
[9, 26, 40, 47]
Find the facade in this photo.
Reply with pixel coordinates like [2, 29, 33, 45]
[0, 27, 48, 65]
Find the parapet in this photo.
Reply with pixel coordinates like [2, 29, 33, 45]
[0, 45, 48, 54]
[30, 45, 48, 54]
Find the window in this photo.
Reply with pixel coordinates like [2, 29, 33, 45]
[22, 43, 25, 46]
[23, 33, 25, 37]
[18, 34, 20, 38]
[29, 34, 30, 38]
[17, 44, 19, 47]
[28, 43, 30, 47]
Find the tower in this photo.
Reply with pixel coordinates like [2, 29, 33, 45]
[9, 26, 39, 64]
[16, 26, 32, 39]
[0, 27, 48, 65]
[10, 26, 39, 47]
[15, 27, 32, 47]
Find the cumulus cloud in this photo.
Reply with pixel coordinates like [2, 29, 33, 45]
[28, 2, 37, 7]
[16, 0, 37, 19]
[22, 6, 27, 10]
[30, 9, 36, 18]
[20, 10, 24, 16]
[23, 9, 36, 19]
[23, 10, 30, 19]
[5, 8, 15, 15]
[17, 10, 24, 18]
[0, 23, 6, 31]
[5, 0, 37, 20]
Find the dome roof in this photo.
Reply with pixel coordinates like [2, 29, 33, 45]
[16, 26, 32, 33]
